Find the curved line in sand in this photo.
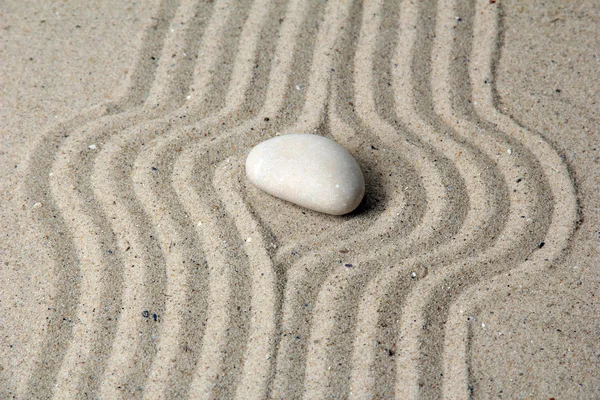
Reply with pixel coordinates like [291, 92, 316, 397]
[213, 159, 277, 399]
[385, 0, 577, 398]
[19, 0, 182, 397]
[93, 2, 216, 396]
[51, 0, 234, 396]
[441, 1, 578, 398]
[171, 0, 319, 396]
[303, 0, 513, 396]
[132, 0, 275, 397]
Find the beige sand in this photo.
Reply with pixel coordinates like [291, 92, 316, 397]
[1, 0, 598, 398]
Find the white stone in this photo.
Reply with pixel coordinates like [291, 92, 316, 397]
[246, 134, 365, 215]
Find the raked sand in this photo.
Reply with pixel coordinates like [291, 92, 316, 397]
[1, 0, 599, 398]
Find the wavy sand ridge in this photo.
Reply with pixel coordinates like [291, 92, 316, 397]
[439, 0, 578, 398]
[97, 0, 264, 396]
[18, 0, 577, 398]
[19, 0, 182, 397]
[51, 0, 240, 396]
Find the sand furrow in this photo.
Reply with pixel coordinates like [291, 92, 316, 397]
[213, 159, 277, 399]
[441, 0, 578, 397]
[22, 1, 183, 397]
[34, 0, 225, 396]
[90, 2, 215, 397]
[174, 172, 238, 399]
[169, 0, 320, 396]
[387, 0, 576, 398]
[186, 0, 239, 102]
[143, 0, 210, 109]
[19, 107, 110, 399]
[131, 0, 276, 397]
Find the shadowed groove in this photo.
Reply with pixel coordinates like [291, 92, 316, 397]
[170, 0, 325, 396]
[390, 0, 574, 398]
[213, 159, 277, 398]
[144, 0, 215, 109]
[116, 0, 183, 109]
[89, 2, 259, 399]
[94, 2, 216, 397]
[174, 157, 251, 399]
[131, 0, 280, 396]
[441, 0, 578, 397]
[19, 1, 181, 398]
[47, 0, 232, 396]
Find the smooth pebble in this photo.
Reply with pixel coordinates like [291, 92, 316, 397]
[246, 134, 365, 215]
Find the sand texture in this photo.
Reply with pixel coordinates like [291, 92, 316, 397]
[1, 0, 599, 398]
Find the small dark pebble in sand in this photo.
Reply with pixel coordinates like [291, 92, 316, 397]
[264, 117, 270, 122]
[344, 263, 353, 268]
[151, 167, 158, 171]
[539, 242, 545, 249]
[153, 313, 158, 322]
[516, 178, 522, 183]
[142, 310, 149, 318]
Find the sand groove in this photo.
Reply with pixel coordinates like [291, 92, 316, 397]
[50, 0, 241, 395]
[169, 0, 329, 397]
[17, 0, 579, 398]
[19, 0, 181, 397]
[440, 0, 578, 398]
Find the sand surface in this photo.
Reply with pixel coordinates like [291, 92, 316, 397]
[1, 0, 599, 398]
